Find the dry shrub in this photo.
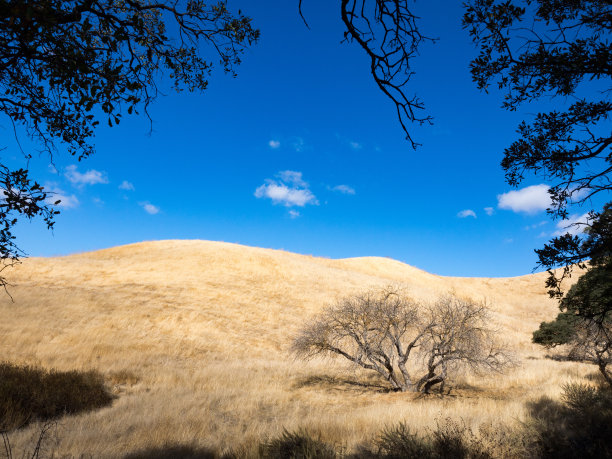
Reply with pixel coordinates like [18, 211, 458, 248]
[527, 383, 612, 458]
[259, 430, 338, 459]
[368, 418, 532, 459]
[0, 362, 113, 431]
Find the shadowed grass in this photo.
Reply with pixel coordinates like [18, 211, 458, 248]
[527, 383, 612, 458]
[0, 362, 113, 431]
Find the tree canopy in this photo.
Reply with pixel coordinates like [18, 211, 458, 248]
[533, 263, 612, 386]
[0, 0, 259, 288]
[464, 0, 612, 295]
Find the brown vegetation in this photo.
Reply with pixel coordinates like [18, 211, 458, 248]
[0, 240, 594, 456]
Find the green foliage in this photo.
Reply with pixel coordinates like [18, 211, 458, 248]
[0, 362, 113, 431]
[560, 262, 612, 320]
[534, 263, 612, 384]
[527, 383, 612, 458]
[532, 312, 579, 348]
[259, 429, 337, 459]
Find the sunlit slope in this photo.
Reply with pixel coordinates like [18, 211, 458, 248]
[5, 239, 555, 356]
[0, 240, 583, 456]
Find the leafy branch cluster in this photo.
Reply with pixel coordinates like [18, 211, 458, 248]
[0, 0, 258, 283]
[464, 0, 612, 293]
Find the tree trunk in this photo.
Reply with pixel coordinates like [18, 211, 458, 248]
[598, 358, 612, 389]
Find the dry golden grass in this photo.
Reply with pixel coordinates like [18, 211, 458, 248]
[0, 240, 594, 457]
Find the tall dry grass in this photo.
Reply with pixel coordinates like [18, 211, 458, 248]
[0, 240, 593, 457]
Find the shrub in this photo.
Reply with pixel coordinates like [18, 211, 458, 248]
[370, 419, 519, 459]
[527, 383, 612, 458]
[373, 422, 434, 458]
[259, 429, 337, 459]
[0, 362, 113, 430]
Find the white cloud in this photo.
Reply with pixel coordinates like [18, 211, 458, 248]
[553, 213, 591, 236]
[65, 165, 108, 187]
[457, 209, 477, 218]
[567, 187, 590, 202]
[268, 140, 280, 149]
[119, 180, 135, 191]
[140, 202, 160, 215]
[255, 183, 317, 207]
[292, 137, 305, 152]
[288, 210, 300, 219]
[254, 170, 318, 207]
[498, 184, 551, 214]
[278, 170, 307, 187]
[484, 207, 494, 216]
[524, 221, 548, 231]
[331, 184, 356, 195]
[349, 141, 363, 150]
[44, 185, 79, 209]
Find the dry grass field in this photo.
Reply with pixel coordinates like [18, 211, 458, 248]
[0, 240, 595, 457]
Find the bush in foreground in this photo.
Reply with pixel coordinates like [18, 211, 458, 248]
[528, 383, 612, 458]
[259, 429, 337, 459]
[0, 362, 113, 430]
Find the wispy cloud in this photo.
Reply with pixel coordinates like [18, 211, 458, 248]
[498, 184, 551, 214]
[292, 137, 306, 152]
[44, 185, 79, 209]
[349, 141, 363, 150]
[65, 165, 108, 187]
[255, 170, 318, 207]
[524, 221, 548, 231]
[268, 140, 280, 149]
[278, 170, 307, 187]
[330, 184, 356, 195]
[553, 213, 591, 236]
[484, 207, 494, 216]
[140, 202, 160, 215]
[119, 180, 135, 191]
[288, 209, 300, 219]
[457, 209, 477, 218]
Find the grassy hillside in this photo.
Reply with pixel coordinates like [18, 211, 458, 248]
[0, 240, 593, 456]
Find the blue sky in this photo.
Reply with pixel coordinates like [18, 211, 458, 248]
[5, 0, 607, 277]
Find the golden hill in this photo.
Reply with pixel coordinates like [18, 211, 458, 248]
[0, 240, 592, 456]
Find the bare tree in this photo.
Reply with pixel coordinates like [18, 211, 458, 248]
[292, 287, 514, 393]
[416, 296, 515, 393]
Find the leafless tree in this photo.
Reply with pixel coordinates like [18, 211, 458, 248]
[416, 295, 515, 393]
[292, 287, 515, 393]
